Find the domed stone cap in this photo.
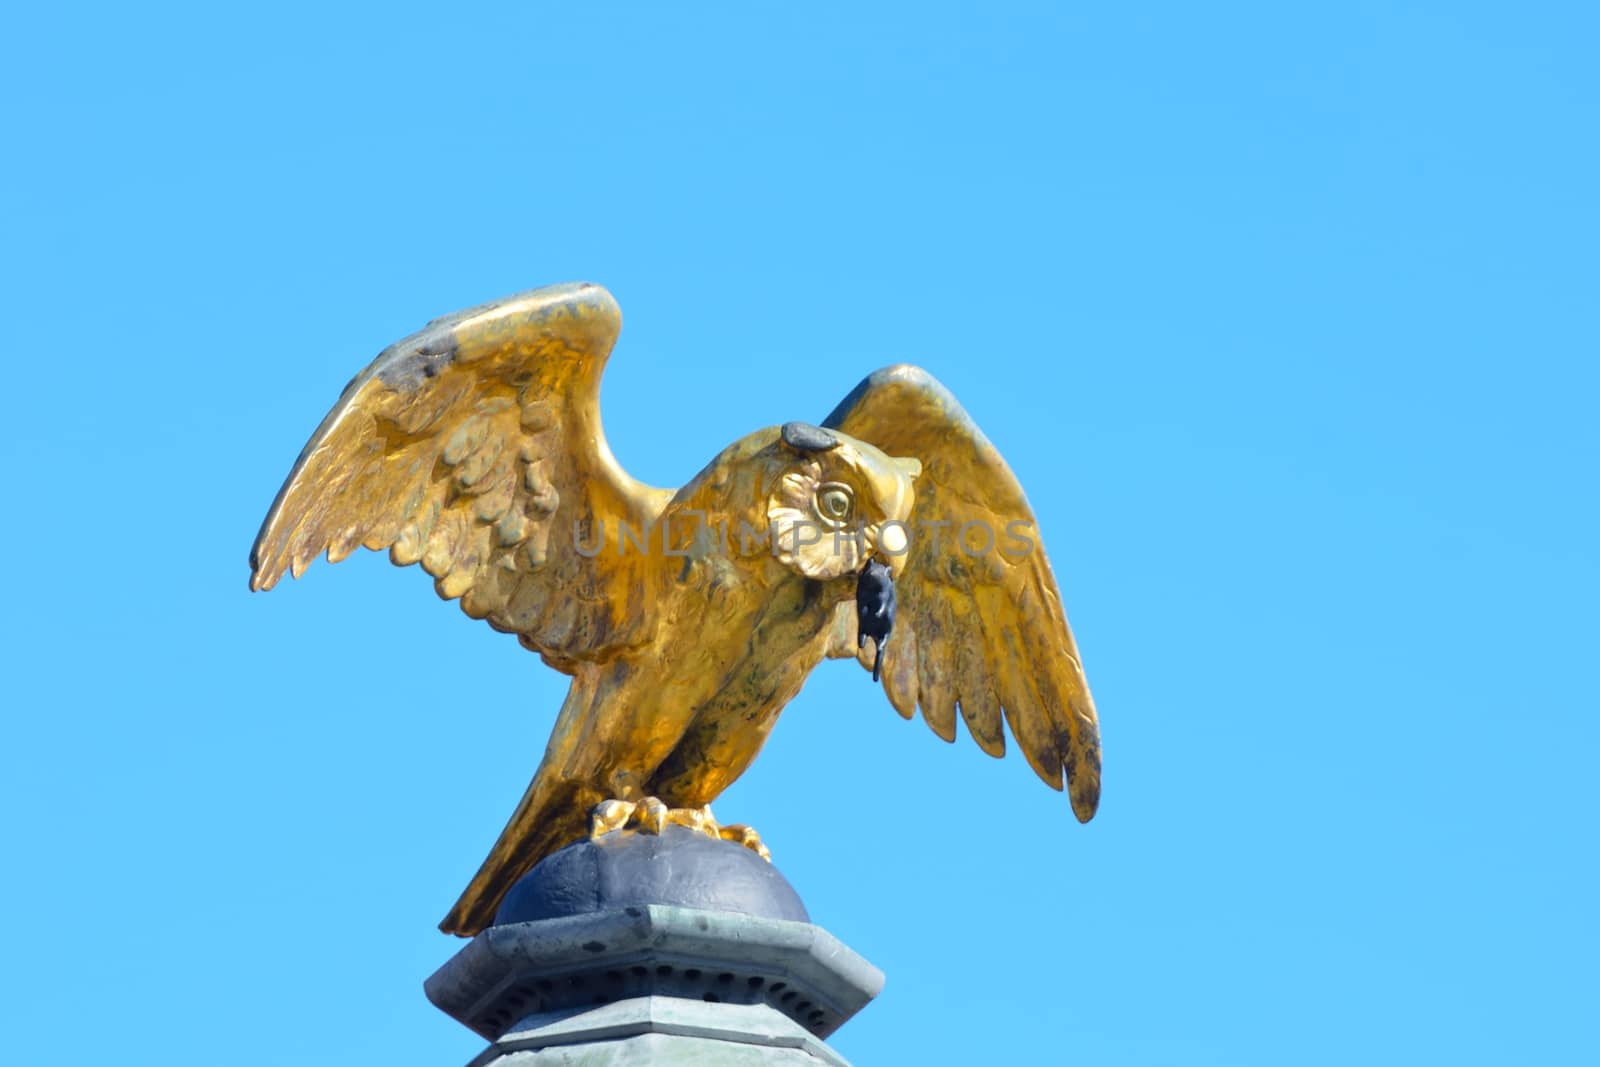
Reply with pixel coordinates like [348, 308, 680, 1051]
[494, 824, 810, 926]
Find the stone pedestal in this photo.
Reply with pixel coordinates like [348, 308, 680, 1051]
[426, 827, 884, 1065]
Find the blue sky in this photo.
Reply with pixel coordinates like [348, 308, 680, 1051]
[2, 2, 1595, 1063]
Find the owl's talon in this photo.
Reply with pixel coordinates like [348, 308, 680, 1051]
[719, 823, 771, 862]
[590, 799, 636, 838]
[638, 796, 669, 834]
[588, 799, 770, 859]
[590, 796, 716, 840]
[664, 803, 721, 839]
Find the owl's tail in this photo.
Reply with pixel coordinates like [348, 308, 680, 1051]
[437, 769, 591, 937]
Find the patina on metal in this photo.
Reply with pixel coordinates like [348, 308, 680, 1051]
[426, 828, 884, 1059]
[249, 282, 1102, 937]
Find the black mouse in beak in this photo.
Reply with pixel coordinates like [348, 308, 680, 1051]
[855, 557, 896, 682]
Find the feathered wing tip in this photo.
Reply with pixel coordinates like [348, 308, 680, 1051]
[246, 282, 672, 670]
[824, 363, 1105, 824]
[1067, 699, 1102, 823]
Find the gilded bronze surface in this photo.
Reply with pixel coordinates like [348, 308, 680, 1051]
[250, 282, 1101, 936]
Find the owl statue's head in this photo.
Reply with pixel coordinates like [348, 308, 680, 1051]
[765, 421, 921, 582]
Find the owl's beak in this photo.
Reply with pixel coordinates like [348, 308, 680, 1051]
[873, 521, 910, 579]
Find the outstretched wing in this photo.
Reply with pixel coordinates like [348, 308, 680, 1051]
[823, 365, 1102, 821]
[250, 282, 672, 670]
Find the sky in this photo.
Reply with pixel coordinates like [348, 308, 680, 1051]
[2, 2, 1596, 1063]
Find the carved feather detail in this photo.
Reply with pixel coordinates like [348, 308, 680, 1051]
[249, 283, 672, 670]
[824, 364, 1102, 822]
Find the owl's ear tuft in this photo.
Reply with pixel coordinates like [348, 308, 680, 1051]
[781, 422, 841, 453]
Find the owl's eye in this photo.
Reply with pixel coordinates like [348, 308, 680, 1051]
[813, 482, 855, 525]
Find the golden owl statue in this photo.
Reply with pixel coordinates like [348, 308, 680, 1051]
[250, 283, 1101, 936]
